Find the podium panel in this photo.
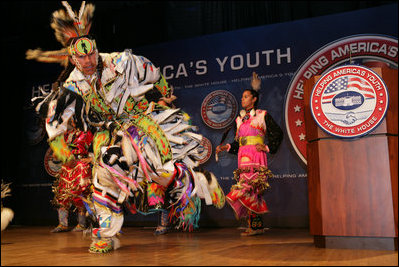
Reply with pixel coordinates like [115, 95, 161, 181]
[304, 67, 398, 250]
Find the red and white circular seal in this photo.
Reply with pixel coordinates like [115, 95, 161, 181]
[284, 35, 398, 163]
[310, 65, 388, 138]
[201, 90, 238, 129]
[197, 136, 213, 165]
[44, 148, 63, 177]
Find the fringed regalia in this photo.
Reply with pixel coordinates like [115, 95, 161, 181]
[27, 1, 225, 253]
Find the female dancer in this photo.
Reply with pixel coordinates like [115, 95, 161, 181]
[216, 72, 283, 236]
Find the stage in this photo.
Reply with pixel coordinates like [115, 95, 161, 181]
[1, 226, 397, 266]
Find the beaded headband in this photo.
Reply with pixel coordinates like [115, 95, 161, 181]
[68, 37, 97, 56]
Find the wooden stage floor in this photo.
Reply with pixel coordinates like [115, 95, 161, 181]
[1, 226, 397, 266]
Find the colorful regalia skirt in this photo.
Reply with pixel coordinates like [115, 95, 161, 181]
[52, 160, 92, 210]
[226, 165, 272, 219]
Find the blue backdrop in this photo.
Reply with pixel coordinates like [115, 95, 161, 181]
[132, 4, 398, 227]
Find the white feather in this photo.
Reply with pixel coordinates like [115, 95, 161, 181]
[152, 109, 180, 124]
[192, 172, 212, 205]
[62, 1, 77, 21]
[182, 132, 203, 142]
[121, 133, 138, 166]
[78, 1, 86, 22]
[144, 142, 161, 169]
[1, 208, 14, 231]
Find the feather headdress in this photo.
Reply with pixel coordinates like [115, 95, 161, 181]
[26, 1, 95, 65]
[52, 1, 95, 47]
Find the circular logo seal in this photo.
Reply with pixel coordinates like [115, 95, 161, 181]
[44, 148, 63, 177]
[310, 65, 388, 138]
[284, 35, 398, 163]
[201, 90, 238, 129]
[197, 136, 212, 165]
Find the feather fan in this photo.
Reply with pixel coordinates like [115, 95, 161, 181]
[25, 48, 69, 66]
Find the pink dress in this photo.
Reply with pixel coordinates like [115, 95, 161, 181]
[226, 109, 272, 219]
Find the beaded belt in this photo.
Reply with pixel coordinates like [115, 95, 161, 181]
[239, 136, 264, 146]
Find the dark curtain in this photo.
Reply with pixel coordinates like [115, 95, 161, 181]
[163, 1, 394, 42]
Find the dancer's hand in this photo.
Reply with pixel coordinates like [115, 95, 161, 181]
[215, 144, 228, 162]
[251, 72, 261, 91]
[215, 144, 229, 154]
[256, 144, 269, 152]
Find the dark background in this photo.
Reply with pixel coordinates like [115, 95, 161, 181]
[1, 1, 396, 227]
